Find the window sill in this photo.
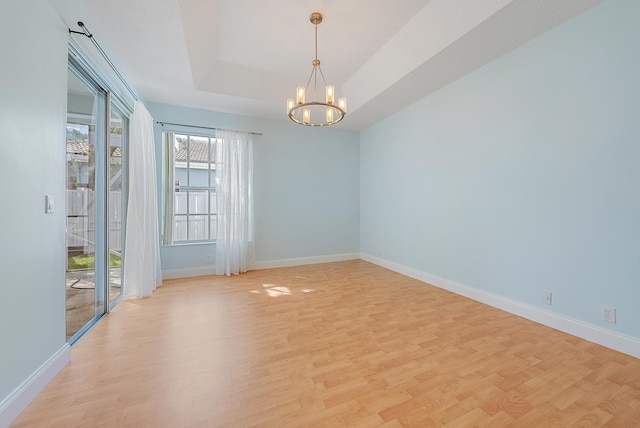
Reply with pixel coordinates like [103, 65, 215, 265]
[162, 241, 215, 248]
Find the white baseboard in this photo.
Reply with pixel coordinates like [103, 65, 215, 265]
[0, 344, 70, 427]
[360, 253, 640, 359]
[162, 253, 361, 279]
[162, 265, 216, 280]
[253, 252, 361, 270]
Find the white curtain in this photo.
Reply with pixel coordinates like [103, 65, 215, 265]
[215, 130, 254, 276]
[123, 101, 162, 298]
[162, 132, 175, 245]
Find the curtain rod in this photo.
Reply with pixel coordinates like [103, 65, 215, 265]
[156, 121, 262, 136]
[69, 21, 139, 102]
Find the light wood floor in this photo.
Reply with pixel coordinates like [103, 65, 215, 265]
[13, 260, 640, 427]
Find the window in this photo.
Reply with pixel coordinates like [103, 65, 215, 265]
[164, 132, 217, 244]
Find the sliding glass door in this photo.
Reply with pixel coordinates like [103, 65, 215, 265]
[66, 58, 127, 342]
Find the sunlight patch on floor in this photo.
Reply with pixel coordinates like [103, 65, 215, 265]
[248, 283, 316, 297]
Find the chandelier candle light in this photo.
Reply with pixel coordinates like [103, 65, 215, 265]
[287, 12, 347, 126]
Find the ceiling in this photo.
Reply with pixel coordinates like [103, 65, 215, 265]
[52, 0, 604, 131]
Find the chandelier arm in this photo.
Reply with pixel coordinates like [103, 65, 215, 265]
[317, 65, 328, 87]
[314, 66, 317, 101]
[304, 67, 315, 96]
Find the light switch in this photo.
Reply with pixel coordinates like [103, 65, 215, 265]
[45, 195, 54, 214]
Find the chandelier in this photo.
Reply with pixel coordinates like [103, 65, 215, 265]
[287, 12, 347, 127]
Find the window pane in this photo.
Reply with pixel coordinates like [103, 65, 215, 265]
[189, 190, 208, 214]
[174, 168, 186, 188]
[174, 189, 188, 215]
[188, 166, 208, 187]
[188, 215, 209, 241]
[173, 214, 188, 242]
[188, 136, 208, 163]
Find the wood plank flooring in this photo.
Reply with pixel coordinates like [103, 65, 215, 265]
[12, 260, 640, 427]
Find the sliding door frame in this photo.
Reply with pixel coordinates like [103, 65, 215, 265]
[67, 50, 130, 343]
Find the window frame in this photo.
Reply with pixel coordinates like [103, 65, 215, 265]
[163, 130, 218, 245]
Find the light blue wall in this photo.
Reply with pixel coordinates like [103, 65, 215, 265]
[360, 0, 640, 338]
[0, 0, 68, 402]
[147, 103, 360, 273]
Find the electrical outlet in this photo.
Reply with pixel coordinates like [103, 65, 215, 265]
[206, 255, 213, 262]
[541, 291, 552, 305]
[601, 306, 616, 323]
